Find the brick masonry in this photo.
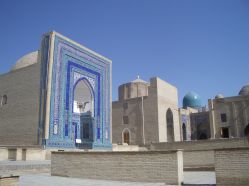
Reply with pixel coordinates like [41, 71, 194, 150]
[184, 150, 214, 168]
[214, 147, 249, 186]
[0, 63, 41, 146]
[51, 150, 183, 185]
[150, 138, 248, 151]
[150, 138, 248, 169]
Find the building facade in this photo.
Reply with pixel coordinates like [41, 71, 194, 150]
[112, 77, 180, 145]
[0, 31, 112, 149]
[208, 86, 249, 139]
[179, 91, 211, 141]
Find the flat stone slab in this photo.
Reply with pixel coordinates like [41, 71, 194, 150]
[183, 171, 216, 185]
[19, 174, 166, 186]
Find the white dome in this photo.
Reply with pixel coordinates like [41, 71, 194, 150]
[11, 51, 38, 71]
[131, 75, 148, 84]
[215, 94, 224, 99]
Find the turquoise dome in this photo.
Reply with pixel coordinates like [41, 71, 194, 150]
[183, 91, 202, 109]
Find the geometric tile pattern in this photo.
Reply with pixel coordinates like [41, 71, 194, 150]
[39, 32, 112, 149]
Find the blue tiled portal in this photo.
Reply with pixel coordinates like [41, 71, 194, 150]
[39, 32, 112, 149]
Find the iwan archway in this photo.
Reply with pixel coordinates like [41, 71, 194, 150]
[39, 31, 112, 149]
[73, 78, 94, 148]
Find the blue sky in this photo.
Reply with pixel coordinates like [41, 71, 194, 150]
[0, 0, 249, 106]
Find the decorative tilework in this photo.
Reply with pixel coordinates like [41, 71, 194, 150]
[39, 32, 112, 149]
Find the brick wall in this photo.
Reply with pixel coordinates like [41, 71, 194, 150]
[0, 147, 48, 161]
[150, 138, 248, 169]
[51, 150, 183, 185]
[0, 63, 40, 146]
[215, 147, 249, 186]
[0, 161, 50, 176]
[184, 150, 214, 168]
[150, 138, 248, 151]
[0, 148, 8, 160]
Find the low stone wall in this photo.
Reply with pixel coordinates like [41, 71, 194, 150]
[0, 148, 8, 161]
[184, 150, 214, 169]
[150, 138, 247, 151]
[25, 149, 47, 161]
[51, 150, 183, 185]
[215, 147, 249, 186]
[112, 144, 148, 151]
[0, 147, 52, 161]
[0, 161, 51, 176]
[150, 138, 248, 169]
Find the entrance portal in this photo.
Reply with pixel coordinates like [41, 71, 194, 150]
[42, 32, 112, 149]
[73, 79, 94, 147]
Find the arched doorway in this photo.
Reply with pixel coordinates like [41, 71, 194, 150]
[182, 123, 187, 141]
[166, 108, 174, 142]
[73, 78, 94, 145]
[199, 132, 207, 140]
[122, 129, 130, 144]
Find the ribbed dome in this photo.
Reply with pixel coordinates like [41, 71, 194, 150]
[11, 51, 38, 71]
[183, 91, 202, 109]
[215, 94, 224, 99]
[239, 85, 249, 96]
[131, 76, 148, 84]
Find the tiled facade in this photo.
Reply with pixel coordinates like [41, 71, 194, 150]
[0, 31, 112, 149]
[39, 32, 112, 149]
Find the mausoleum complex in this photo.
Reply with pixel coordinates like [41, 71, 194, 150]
[0, 31, 249, 185]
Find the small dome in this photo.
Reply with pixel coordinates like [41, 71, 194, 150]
[131, 75, 148, 84]
[183, 91, 202, 109]
[11, 51, 38, 71]
[215, 94, 224, 99]
[239, 84, 249, 96]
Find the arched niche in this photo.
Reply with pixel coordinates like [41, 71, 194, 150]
[122, 128, 130, 144]
[182, 123, 187, 141]
[73, 78, 94, 116]
[166, 108, 174, 142]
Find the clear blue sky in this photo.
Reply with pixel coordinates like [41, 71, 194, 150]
[0, 0, 249, 106]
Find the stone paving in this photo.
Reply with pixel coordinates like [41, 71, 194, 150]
[183, 171, 215, 185]
[0, 161, 216, 186]
[18, 172, 216, 186]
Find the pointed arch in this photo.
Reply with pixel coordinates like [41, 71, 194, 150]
[182, 123, 187, 141]
[122, 128, 131, 144]
[73, 77, 95, 116]
[166, 108, 174, 142]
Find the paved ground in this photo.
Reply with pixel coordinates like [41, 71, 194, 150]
[19, 174, 166, 186]
[18, 171, 216, 186]
[0, 161, 216, 185]
[184, 171, 215, 185]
